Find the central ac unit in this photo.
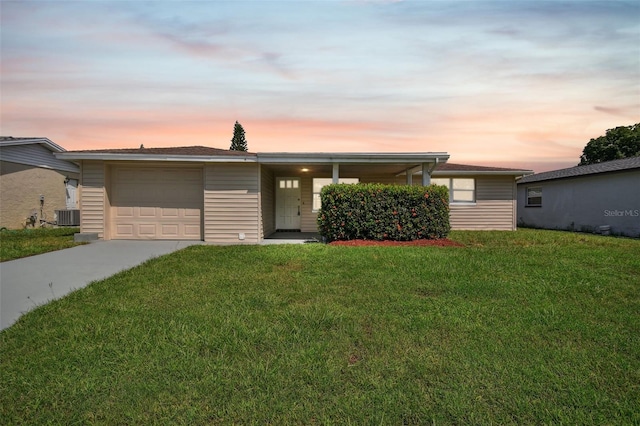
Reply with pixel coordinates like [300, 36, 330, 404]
[56, 209, 80, 226]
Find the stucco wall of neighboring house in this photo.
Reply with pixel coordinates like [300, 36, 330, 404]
[517, 170, 640, 238]
[0, 161, 78, 229]
[204, 163, 260, 244]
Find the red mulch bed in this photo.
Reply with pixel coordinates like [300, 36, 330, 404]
[328, 239, 464, 247]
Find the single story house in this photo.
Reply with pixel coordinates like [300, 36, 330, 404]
[55, 146, 532, 243]
[0, 137, 80, 229]
[517, 156, 640, 238]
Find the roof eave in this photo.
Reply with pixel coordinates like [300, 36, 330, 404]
[1, 138, 66, 153]
[517, 167, 640, 185]
[257, 152, 450, 164]
[433, 170, 534, 177]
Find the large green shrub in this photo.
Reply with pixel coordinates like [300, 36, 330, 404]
[317, 183, 450, 241]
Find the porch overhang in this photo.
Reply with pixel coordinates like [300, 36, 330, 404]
[257, 152, 449, 165]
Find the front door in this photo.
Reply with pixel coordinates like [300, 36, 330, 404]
[276, 177, 301, 230]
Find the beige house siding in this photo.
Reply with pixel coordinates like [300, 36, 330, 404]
[300, 176, 317, 232]
[260, 166, 275, 237]
[80, 161, 106, 238]
[297, 174, 517, 233]
[0, 161, 77, 229]
[204, 163, 260, 244]
[448, 176, 516, 230]
[72, 160, 519, 242]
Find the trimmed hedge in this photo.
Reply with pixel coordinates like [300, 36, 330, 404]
[317, 183, 450, 242]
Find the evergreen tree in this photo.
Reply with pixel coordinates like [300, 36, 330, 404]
[229, 121, 248, 152]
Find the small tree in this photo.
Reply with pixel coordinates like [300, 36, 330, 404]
[229, 121, 248, 152]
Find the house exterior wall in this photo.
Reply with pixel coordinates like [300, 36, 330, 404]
[300, 174, 518, 232]
[300, 176, 316, 232]
[73, 160, 521, 242]
[260, 166, 276, 238]
[0, 161, 78, 229]
[80, 161, 106, 238]
[517, 170, 640, 238]
[0, 144, 79, 174]
[449, 176, 517, 230]
[204, 163, 260, 244]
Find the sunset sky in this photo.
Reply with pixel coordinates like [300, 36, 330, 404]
[1, 0, 638, 172]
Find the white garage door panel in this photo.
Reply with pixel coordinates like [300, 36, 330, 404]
[111, 167, 203, 240]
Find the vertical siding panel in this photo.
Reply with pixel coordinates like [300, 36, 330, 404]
[300, 176, 317, 232]
[260, 166, 275, 237]
[204, 163, 260, 244]
[80, 160, 105, 238]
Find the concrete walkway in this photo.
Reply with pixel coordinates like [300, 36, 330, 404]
[0, 240, 202, 331]
[262, 232, 322, 245]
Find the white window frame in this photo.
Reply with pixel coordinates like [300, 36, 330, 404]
[430, 178, 476, 204]
[312, 178, 359, 212]
[526, 186, 542, 207]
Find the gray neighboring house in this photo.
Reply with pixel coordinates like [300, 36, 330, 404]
[0, 137, 80, 229]
[517, 157, 640, 238]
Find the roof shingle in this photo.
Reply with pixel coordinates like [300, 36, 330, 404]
[435, 163, 529, 172]
[63, 146, 256, 156]
[518, 156, 640, 184]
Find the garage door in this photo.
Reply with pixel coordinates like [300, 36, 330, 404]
[111, 167, 203, 240]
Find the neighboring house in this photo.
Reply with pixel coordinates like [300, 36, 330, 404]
[55, 146, 532, 243]
[0, 137, 80, 229]
[517, 157, 640, 238]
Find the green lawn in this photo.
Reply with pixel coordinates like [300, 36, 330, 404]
[1, 229, 638, 424]
[0, 227, 82, 261]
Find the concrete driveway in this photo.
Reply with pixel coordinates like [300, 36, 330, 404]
[0, 240, 202, 331]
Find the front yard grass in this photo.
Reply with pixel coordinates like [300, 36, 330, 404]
[1, 229, 638, 424]
[0, 227, 82, 261]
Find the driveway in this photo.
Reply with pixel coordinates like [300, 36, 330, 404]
[0, 240, 202, 331]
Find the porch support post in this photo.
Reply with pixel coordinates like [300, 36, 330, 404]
[406, 169, 413, 186]
[332, 163, 340, 184]
[422, 163, 431, 186]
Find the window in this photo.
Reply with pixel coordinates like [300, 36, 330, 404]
[526, 187, 542, 206]
[278, 179, 299, 189]
[312, 178, 359, 211]
[431, 178, 476, 203]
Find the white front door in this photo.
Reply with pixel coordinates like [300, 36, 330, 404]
[276, 178, 301, 230]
